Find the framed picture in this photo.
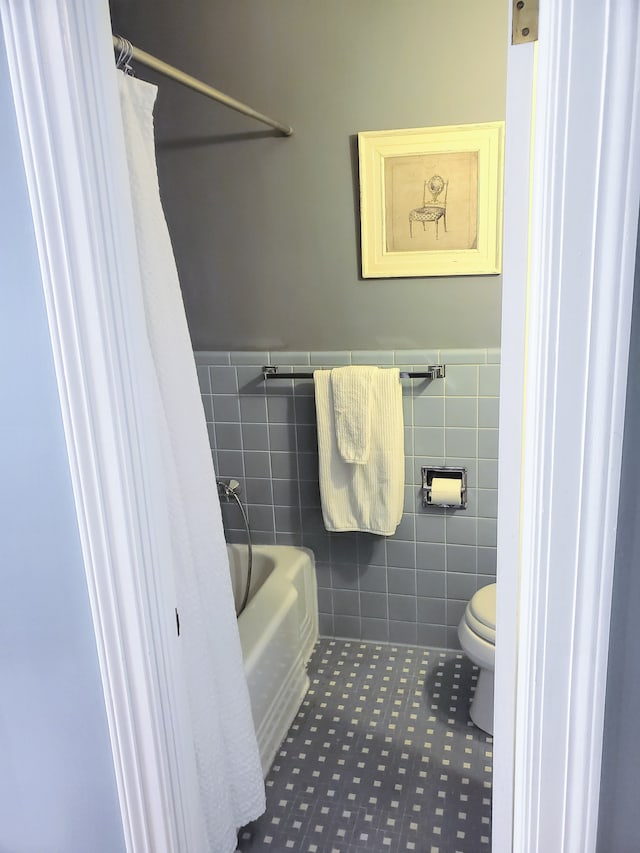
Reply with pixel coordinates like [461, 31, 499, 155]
[358, 122, 505, 278]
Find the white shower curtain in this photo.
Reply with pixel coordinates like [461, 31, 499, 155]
[117, 71, 265, 851]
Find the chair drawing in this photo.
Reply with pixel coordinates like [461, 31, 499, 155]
[409, 175, 448, 239]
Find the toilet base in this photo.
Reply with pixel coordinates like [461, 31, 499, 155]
[470, 666, 494, 735]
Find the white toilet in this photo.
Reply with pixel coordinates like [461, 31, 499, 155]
[457, 583, 496, 735]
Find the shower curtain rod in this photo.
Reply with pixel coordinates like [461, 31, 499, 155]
[112, 35, 293, 137]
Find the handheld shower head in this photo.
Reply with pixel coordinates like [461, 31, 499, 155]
[217, 478, 241, 498]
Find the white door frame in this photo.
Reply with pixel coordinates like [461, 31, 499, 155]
[0, 1, 195, 850]
[495, 1, 640, 851]
[3, 0, 640, 851]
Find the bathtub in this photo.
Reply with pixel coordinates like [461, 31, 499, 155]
[226, 544, 318, 777]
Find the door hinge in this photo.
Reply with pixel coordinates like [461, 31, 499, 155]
[512, 0, 539, 44]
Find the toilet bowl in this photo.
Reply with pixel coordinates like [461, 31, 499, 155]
[457, 583, 496, 735]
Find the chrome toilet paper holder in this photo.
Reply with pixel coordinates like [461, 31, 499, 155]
[421, 465, 468, 509]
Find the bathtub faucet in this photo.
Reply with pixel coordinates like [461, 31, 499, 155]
[217, 478, 241, 499]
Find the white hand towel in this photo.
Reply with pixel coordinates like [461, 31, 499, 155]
[330, 366, 377, 464]
[315, 368, 404, 536]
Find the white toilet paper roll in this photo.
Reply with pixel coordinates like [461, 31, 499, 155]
[430, 477, 462, 506]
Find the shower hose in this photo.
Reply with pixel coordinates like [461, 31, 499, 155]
[217, 479, 253, 617]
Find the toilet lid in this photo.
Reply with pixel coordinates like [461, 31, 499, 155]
[466, 583, 496, 644]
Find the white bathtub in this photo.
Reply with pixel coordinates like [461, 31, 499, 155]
[226, 544, 318, 777]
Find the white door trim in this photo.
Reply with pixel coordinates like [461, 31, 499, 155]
[496, 1, 640, 851]
[0, 1, 194, 850]
[491, 25, 536, 853]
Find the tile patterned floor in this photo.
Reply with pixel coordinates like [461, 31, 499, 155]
[238, 638, 492, 853]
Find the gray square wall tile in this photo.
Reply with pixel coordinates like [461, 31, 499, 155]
[358, 534, 387, 567]
[360, 617, 389, 641]
[478, 488, 499, 518]
[416, 542, 446, 572]
[333, 589, 360, 617]
[267, 395, 294, 423]
[416, 513, 446, 544]
[200, 395, 214, 422]
[478, 459, 499, 489]
[333, 615, 361, 637]
[210, 366, 238, 394]
[417, 570, 446, 597]
[360, 591, 388, 618]
[245, 478, 273, 505]
[272, 478, 299, 506]
[479, 364, 501, 396]
[478, 518, 498, 547]
[242, 423, 269, 451]
[331, 534, 358, 567]
[239, 396, 267, 423]
[274, 505, 300, 532]
[447, 544, 477, 574]
[445, 365, 479, 396]
[478, 428, 499, 459]
[316, 587, 333, 613]
[479, 397, 500, 428]
[243, 451, 271, 479]
[418, 623, 447, 647]
[386, 539, 416, 569]
[446, 397, 478, 428]
[237, 366, 267, 394]
[214, 395, 241, 423]
[445, 427, 477, 458]
[389, 594, 416, 621]
[417, 596, 446, 624]
[215, 423, 242, 450]
[447, 599, 468, 627]
[446, 515, 477, 546]
[248, 505, 275, 532]
[271, 451, 297, 479]
[414, 427, 445, 456]
[389, 621, 417, 644]
[447, 572, 477, 600]
[387, 567, 416, 595]
[196, 365, 211, 394]
[414, 396, 445, 427]
[216, 449, 244, 478]
[478, 547, 498, 575]
[359, 563, 387, 593]
[268, 423, 296, 452]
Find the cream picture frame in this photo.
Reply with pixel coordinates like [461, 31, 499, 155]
[358, 122, 505, 278]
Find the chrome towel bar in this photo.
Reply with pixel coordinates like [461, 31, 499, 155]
[262, 365, 445, 381]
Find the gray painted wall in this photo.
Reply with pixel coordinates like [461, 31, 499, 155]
[109, 0, 507, 351]
[596, 219, 640, 852]
[0, 38, 125, 853]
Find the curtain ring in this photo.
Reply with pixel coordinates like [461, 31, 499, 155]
[114, 35, 134, 75]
